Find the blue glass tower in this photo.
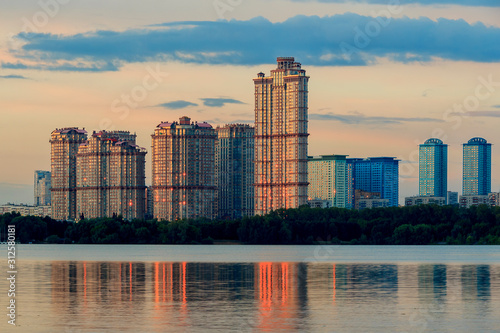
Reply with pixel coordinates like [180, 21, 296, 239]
[346, 157, 399, 207]
[463, 137, 491, 196]
[419, 138, 448, 198]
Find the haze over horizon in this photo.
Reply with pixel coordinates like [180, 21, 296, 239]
[1, 0, 499, 205]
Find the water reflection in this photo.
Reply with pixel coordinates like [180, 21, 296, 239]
[14, 261, 500, 332]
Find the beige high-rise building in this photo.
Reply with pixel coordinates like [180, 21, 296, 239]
[76, 130, 146, 220]
[152, 116, 217, 221]
[254, 57, 309, 215]
[50, 127, 88, 221]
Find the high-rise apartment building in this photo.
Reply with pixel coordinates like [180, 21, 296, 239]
[216, 124, 254, 219]
[152, 116, 217, 221]
[347, 157, 399, 207]
[419, 138, 448, 198]
[34, 170, 51, 206]
[308, 155, 347, 208]
[254, 57, 309, 215]
[76, 131, 146, 220]
[463, 137, 492, 196]
[50, 127, 87, 221]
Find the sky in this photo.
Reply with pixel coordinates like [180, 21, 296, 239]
[1, 0, 499, 205]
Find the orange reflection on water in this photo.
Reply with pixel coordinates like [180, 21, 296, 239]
[182, 262, 187, 305]
[257, 262, 295, 331]
[83, 262, 87, 301]
[333, 264, 336, 304]
[129, 262, 132, 301]
[154, 262, 160, 305]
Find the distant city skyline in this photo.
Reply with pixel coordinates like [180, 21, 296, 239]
[1, 0, 499, 205]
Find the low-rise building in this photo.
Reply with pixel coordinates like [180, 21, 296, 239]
[307, 198, 331, 209]
[459, 195, 489, 208]
[0, 204, 51, 218]
[405, 196, 446, 207]
[447, 191, 459, 205]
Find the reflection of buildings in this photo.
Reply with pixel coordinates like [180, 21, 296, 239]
[39, 261, 496, 331]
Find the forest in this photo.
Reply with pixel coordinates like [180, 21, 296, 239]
[1, 204, 500, 245]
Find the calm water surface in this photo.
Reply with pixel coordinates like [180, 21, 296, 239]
[1, 245, 499, 332]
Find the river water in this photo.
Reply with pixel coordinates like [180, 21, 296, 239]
[1, 245, 499, 332]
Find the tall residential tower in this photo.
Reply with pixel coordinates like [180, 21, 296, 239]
[308, 155, 348, 208]
[347, 157, 400, 207]
[463, 137, 491, 196]
[216, 124, 255, 219]
[76, 131, 146, 220]
[419, 138, 448, 198]
[152, 117, 217, 221]
[254, 57, 309, 215]
[50, 127, 87, 221]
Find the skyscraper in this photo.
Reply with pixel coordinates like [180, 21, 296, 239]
[152, 116, 217, 221]
[254, 57, 309, 215]
[50, 127, 87, 221]
[216, 124, 254, 219]
[419, 138, 448, 198]
[76, 130, 146, 220]
[34, 170, 51, 206]
[308, 155, 348, 208]
[463, 137, 491, 195]
[347, 157, 399, 207]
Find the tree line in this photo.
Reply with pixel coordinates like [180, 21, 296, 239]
[1, 204, 500, 245]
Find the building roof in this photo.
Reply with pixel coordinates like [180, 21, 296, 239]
[52, 127, 87, 135]
[197, 122, 212, 129]
[424, 138, 444, 145]
[466, 137, 489, 145]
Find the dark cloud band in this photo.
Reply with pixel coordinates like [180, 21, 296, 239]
[5, 14, 500, 72]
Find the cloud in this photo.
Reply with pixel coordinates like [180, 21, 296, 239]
[2, 61, 118, 72]
[449, 111, 500, 118]
[4, 14, 500, 72]
[157, 100, 198, 109]
[0, 74, 28, 79]
[291, 0, 500, 7]
[201, 98, 245, 107]
[309, 111, 444, 124]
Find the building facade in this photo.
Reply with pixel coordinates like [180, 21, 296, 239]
[216, 124, 254, 219]
[419, 138, 448, 198]
[34, 170, 51, 206]
[76, 131, 146, 220]
[447, 191, 459, 205]
[306, 198, 331, 209]
[459, 193, 499, 208]
[463, 137, 492, 196]
[308, 155, 347, 208]
[347, 157, 399, 207]
[254, 57, 309, 215]
[0, 204, 51, 218]
[152, 117, 217, 221]
[50, 127, 88, 221]
[405, 196, 446, 207]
